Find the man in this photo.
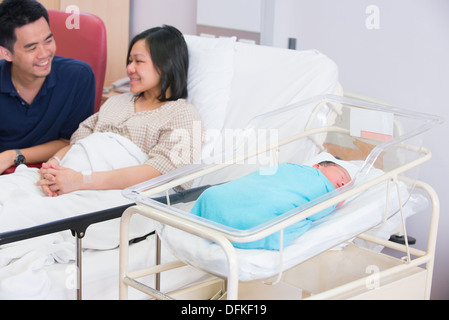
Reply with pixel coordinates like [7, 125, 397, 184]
[0, 0, 95, 174]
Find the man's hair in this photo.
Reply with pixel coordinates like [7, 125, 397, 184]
[0, 0, 49, 52]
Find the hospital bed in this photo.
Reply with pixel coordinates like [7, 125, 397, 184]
[0, 35, 441, 300]
[119, 93, 441, 300]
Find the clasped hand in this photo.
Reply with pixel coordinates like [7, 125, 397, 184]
[37, 162, 82, 197]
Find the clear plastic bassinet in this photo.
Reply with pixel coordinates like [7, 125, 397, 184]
[121, 94, 442, 287]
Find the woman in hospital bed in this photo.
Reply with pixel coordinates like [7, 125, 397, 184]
[0, 25, 202, 246]
[190, 161, 351, 250]
[37, 25, 203, 197]
[0, 25, 203, 298]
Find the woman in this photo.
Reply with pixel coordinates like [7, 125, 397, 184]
[38, 25, 203, 197]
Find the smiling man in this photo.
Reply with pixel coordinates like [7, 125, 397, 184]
[0, 0, 95, 174]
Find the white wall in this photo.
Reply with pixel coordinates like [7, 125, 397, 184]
[272, 0, 449, 300]
[197, 0, 262, 33]
[130, 0, 275, 43]
[129, 0, 197, 38]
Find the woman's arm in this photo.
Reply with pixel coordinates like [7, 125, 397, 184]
[83, 165, 162, 191]
[37, 164, 161, 197]
[37, 100, 202, 196]
[70, 112, 99, 145]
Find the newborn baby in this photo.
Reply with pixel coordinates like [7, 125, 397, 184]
[190, 161, 351, 250]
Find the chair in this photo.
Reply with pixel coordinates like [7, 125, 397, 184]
[3, 11, 107, 175]
[48, 10, 107, 113]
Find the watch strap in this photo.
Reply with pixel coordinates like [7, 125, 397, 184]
[14, 149, 26, 166]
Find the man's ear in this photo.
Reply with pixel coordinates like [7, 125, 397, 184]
[0, 46, 13, 61]
[312, 164, 320, 169]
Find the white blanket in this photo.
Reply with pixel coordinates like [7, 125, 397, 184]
[0, 132, 156, 299]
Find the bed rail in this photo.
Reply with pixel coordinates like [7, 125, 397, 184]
[0, 185, 210, 300]
[0, 204, 132, 246]
[0, 204, 132, 300]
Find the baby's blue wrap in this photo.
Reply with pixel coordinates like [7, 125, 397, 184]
[190, 163, 336, 250]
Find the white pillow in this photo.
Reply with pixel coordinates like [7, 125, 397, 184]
[223, 43, 339, 130]
[184, 35, 236, 133]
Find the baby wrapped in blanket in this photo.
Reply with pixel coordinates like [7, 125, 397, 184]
[191, 162, 351, 250]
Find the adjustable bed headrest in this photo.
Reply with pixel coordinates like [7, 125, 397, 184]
[184, 34, 339, 135]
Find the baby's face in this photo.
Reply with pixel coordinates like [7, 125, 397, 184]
[315, 164, 351, 188]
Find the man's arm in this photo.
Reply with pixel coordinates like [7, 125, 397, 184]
[0, 138, 69, 174]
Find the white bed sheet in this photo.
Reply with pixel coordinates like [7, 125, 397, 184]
[0, 133, 155, 299]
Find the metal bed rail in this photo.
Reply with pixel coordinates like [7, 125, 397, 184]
[0, 185, 210, 300]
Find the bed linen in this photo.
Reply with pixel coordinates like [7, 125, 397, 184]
[0, 132, 155, 299]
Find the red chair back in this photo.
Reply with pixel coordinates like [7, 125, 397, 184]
[48, 10, 107, 113]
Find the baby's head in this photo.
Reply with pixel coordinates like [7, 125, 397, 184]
[313, 161, 351, 189]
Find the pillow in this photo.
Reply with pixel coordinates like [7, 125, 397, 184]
[223, 43, 339, 130]
[184, 35, 236, 134]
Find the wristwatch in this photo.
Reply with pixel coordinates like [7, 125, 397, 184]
[14, 149, 26, 166]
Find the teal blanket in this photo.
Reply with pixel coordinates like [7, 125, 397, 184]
[190, 163, 336, 250]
